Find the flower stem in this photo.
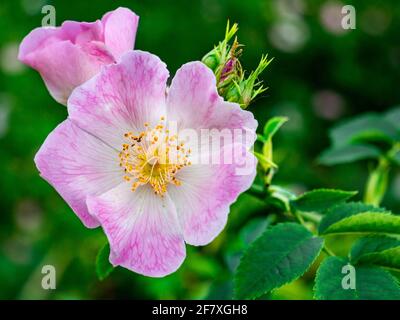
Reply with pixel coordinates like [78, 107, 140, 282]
[364, 142, 400, 206]
[322, 246, 335, 257]
[297, 211, 322, 224]
[364, 157, 390, 206]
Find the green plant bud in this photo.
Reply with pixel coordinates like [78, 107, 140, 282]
[225, 82, 242, 104]
[202, 51, 220, 71]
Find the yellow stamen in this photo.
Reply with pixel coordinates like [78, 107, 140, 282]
[118, 117, 191, 196]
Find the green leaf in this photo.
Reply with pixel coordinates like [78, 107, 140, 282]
[318, 144, 381, 166]
[254, 151, 276, 170]
[318, 202, 400, 235]
[330, 113, 399, 147]
[319, 202, 385, 233]
[96, 243, 114, 281]
[239, 216, 275, 245]
[385, 106, 400, 131]
[322, 212, 400, 235]
[350, 236, 400, 270]
[256, 133, 267, 143]
[291, 189, 357, 212]
[225, 216, 275, 272]
[392, 151, 400, 166]
[206, 280, 234, 300]
[314, 257, 400, 300]
[263, 116, 288, 140]
[364, 160, 390, 206]
[234, 223, 324, 299]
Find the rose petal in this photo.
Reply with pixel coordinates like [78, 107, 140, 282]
[101, 7, 139, 61]
[18, 8, 139, 105]
[19, 38, 113, 105]
[68, 50, 169, 149]
[35, 120, 123, 228]
[168, 144, 257, 245]
[87, 184, 186, 277]
[59, 20, 104, 44]
[18, 27, 58, 60]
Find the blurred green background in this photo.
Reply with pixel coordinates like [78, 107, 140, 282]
[0, 0, 399, 299]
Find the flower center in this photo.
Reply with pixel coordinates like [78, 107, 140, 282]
[118, 117, 191, 196]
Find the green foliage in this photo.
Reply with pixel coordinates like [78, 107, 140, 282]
[314, 257, 400, 300]
[253, 151, 276, 171]
[234, 223, 324, 299]
[224, 215, 275, 273]
[319, 107, 400, 207]
[320, 107, 400, 167]
[364, 159, 390, 206]
[350, 236, 400, 270]
[330, 113, 399, 147]
[262, 116, 288, 141]
[239, 216, 275, 245]
[96, 243, 114, 281]
[318, 144, 381, 166]
[384, 106, 400, 131]
[245, 183, 400, 300]
[318, 202, 400, 235]
[393, 152, 400, 166]
[319, 202, 385, 232]
[291, 189, 357, 212]
[255, 117, 288, 185]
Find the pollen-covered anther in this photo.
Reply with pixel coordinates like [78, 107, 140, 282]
[118, 116, 191, 196]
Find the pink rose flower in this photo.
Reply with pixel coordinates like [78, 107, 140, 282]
[18, 7, 139, 105]
[34, 51, 257, 277]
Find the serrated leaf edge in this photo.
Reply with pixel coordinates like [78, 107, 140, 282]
[321, 211, 397, 235]
[234, 223, 324, 299]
